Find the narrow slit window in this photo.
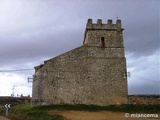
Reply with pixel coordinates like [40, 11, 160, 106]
[101, 37, 105, 48]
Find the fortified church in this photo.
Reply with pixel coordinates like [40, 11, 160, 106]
[32, 19, 128, 106]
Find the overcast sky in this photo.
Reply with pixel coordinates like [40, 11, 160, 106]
[0, 0, 159, 96]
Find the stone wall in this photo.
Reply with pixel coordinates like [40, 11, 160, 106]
[32, 19, 128, 107]
[128, 95, 160, 105]
[32, 45, 128, 106]
[32, 46, 88, 106]
[0, 96, 31, 107]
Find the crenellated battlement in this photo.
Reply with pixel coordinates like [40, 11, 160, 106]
[83, 18, 124, 47]
[86, 19, 123, 30]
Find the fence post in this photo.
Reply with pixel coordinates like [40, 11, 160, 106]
[5, 107, 8, 116]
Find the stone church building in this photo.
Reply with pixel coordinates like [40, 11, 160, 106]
[32, 19, 128, 106]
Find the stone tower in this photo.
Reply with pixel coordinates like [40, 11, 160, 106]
[82, 19, 128, 104]
[32, 19, 128, 106]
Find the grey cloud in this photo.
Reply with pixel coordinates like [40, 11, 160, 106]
[0, 24, 83, 67]
[128, 82, 160, 94]
[1, 0, 159, 62]
[124, 17, 159, 56]
[127, 52, 160, 94]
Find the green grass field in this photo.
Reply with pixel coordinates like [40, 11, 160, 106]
[0, 104, 159, 120]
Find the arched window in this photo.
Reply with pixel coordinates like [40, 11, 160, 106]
[101, 37, 105, 48]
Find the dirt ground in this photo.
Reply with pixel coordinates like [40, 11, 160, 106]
[0, 116, 10, 120]
[48, 110, 160, 120]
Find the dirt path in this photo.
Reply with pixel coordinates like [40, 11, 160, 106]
[48, 110, 160, 120]
[0, 116, 10, 120]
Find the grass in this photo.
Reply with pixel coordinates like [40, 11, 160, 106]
[4, 104, 65, 120]
[0, 104, 159, 120]
[32, 104, 160, 113]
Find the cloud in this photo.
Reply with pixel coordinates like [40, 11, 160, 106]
[0, 72, 32, 96]
[0, 0, 159, 63]
[128, 82, 160, 94]
[127, 50, 160, 94]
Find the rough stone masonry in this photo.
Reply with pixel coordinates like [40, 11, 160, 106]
[32, 19, 128, 106]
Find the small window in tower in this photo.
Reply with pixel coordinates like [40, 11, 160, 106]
[101, 37, 105, 48]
